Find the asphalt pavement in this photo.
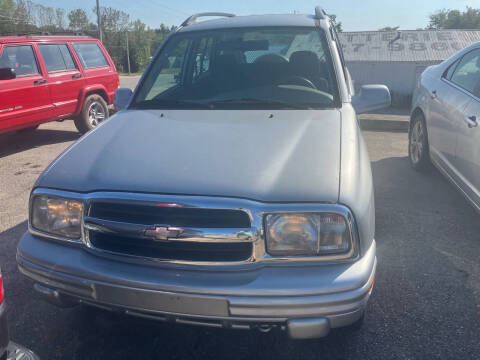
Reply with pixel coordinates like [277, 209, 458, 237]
[0, 121, 480, 359]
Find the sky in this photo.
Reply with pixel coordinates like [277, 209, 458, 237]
[37, 0, 476, 31]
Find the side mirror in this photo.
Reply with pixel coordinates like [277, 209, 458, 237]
[0, 68, 16, 80]
[114, 87, 133, 111]
[352, 85, 391, 114]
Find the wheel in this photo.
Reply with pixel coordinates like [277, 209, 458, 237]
[17, 125, 39, 133]
[409, 112, 430, 171]
[74, 94, 109, 134]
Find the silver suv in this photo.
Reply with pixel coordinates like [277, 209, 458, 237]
[17, 8, 390, 339]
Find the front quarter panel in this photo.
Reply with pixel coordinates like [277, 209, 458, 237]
[339, 104, 375, 254]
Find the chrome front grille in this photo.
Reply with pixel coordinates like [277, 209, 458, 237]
[30, 189, 361, 266]
[84, 200, 256, 263]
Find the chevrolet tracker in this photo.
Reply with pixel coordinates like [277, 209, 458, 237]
[17, 8, 390, 339]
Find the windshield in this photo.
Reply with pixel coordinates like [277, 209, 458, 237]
[132, 27, 339, 110]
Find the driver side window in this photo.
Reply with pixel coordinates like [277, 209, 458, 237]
[0, 45, 39, 77]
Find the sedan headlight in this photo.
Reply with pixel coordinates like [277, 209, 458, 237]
[265, 213, 353, 256]
[31, 195, 83, 239]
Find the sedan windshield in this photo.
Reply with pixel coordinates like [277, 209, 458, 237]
[132, 27, 339, 110]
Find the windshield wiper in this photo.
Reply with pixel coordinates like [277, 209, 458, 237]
[132, 98, 210, 109]
[207, 98, 310, 109]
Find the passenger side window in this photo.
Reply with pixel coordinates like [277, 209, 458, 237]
[450, 49, 480, 97]
[39, 44, 77, 73]
[0, 45, 39, 77]
[72, 43, 109, 69]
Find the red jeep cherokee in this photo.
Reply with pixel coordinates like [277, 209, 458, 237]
[0, 35, 119, 135]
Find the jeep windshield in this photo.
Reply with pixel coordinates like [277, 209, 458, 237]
[131, 27, 340, 110]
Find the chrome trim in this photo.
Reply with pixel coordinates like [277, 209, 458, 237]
[30, 188, 360, 266]
[84, 216, 256, 243]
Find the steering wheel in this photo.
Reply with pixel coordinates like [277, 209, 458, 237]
[278, 76, 317, 89]
[253, 53, 289, 64]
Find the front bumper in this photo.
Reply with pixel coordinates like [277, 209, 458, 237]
[0, 303, 8, 359]
[17, 232, 376, 339]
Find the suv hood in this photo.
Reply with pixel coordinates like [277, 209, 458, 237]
[37, 110, 341, 202]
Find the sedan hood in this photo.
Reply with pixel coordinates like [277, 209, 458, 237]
[37, 110, 341, 202]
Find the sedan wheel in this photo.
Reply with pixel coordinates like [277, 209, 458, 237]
[408, 113, 430, 171]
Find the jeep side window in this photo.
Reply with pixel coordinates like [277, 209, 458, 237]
[0, 45, 39, 76]
[72, 43, 108, 69]
[39, 44, 77, 73]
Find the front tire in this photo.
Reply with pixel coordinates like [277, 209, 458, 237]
[74, 94, 109, 134]
[409, 112, 430, 171]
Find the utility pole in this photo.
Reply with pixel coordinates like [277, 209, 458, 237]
[126, 31, 131, 75]
[96, 0, 102, 43]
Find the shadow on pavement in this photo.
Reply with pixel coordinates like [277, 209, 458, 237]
[0, 128, 80, 158]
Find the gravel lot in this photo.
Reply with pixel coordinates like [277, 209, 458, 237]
[0, 120, 480, 359]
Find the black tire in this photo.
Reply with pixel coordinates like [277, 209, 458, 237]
[17, 125, 39, 133]
[74, 94, 109, 134]
[408, 112, 431, 171]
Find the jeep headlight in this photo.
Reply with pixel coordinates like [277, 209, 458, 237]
[265, 213, 352, 256]
[31, 195, 83, 240]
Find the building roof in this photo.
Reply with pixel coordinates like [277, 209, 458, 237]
[339, 30, 480, 63]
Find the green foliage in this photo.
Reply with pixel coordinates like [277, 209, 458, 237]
[0, 0, 175, 73]
[329, 14, 343, 32]
[68, 9, 89, 31]
[428, 7, 480, 29]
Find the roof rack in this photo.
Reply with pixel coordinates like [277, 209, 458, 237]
[15, 31, 89, 37]
[314, 6, 327, 20]
[181, 12, 235, 27]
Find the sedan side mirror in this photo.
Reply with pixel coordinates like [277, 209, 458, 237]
[352, 85, 391, 114]
[0, 68, 16, 80]
[114, 88, 133, 111]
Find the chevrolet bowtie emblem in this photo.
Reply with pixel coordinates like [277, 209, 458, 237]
[144, 226, 184, 241]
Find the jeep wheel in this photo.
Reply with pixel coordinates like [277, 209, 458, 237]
[74, 94, 109, 134]
[408, 112, 430, 171]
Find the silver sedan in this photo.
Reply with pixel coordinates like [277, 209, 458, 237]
[410, 42, 480, 211]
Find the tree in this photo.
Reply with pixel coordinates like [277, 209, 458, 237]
[55, 8, 66, 30]
[379, 26, 400, 31]
[329, 14, 342, 32]
[68, 9, 89, 31]
[0, 0, 16, 33]
[428, 7, 480, 29]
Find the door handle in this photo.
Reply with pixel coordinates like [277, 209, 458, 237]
[430, 90, 437, 99]
[33, 79, 47, 85]
[72, 73, 82, 79]
[465, 115, 478, 128]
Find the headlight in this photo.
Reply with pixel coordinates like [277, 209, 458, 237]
[265, 213, 352, 256]
[31, 195, 83, 240]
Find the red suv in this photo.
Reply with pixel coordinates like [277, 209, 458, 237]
[0, 35, 119, 134]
